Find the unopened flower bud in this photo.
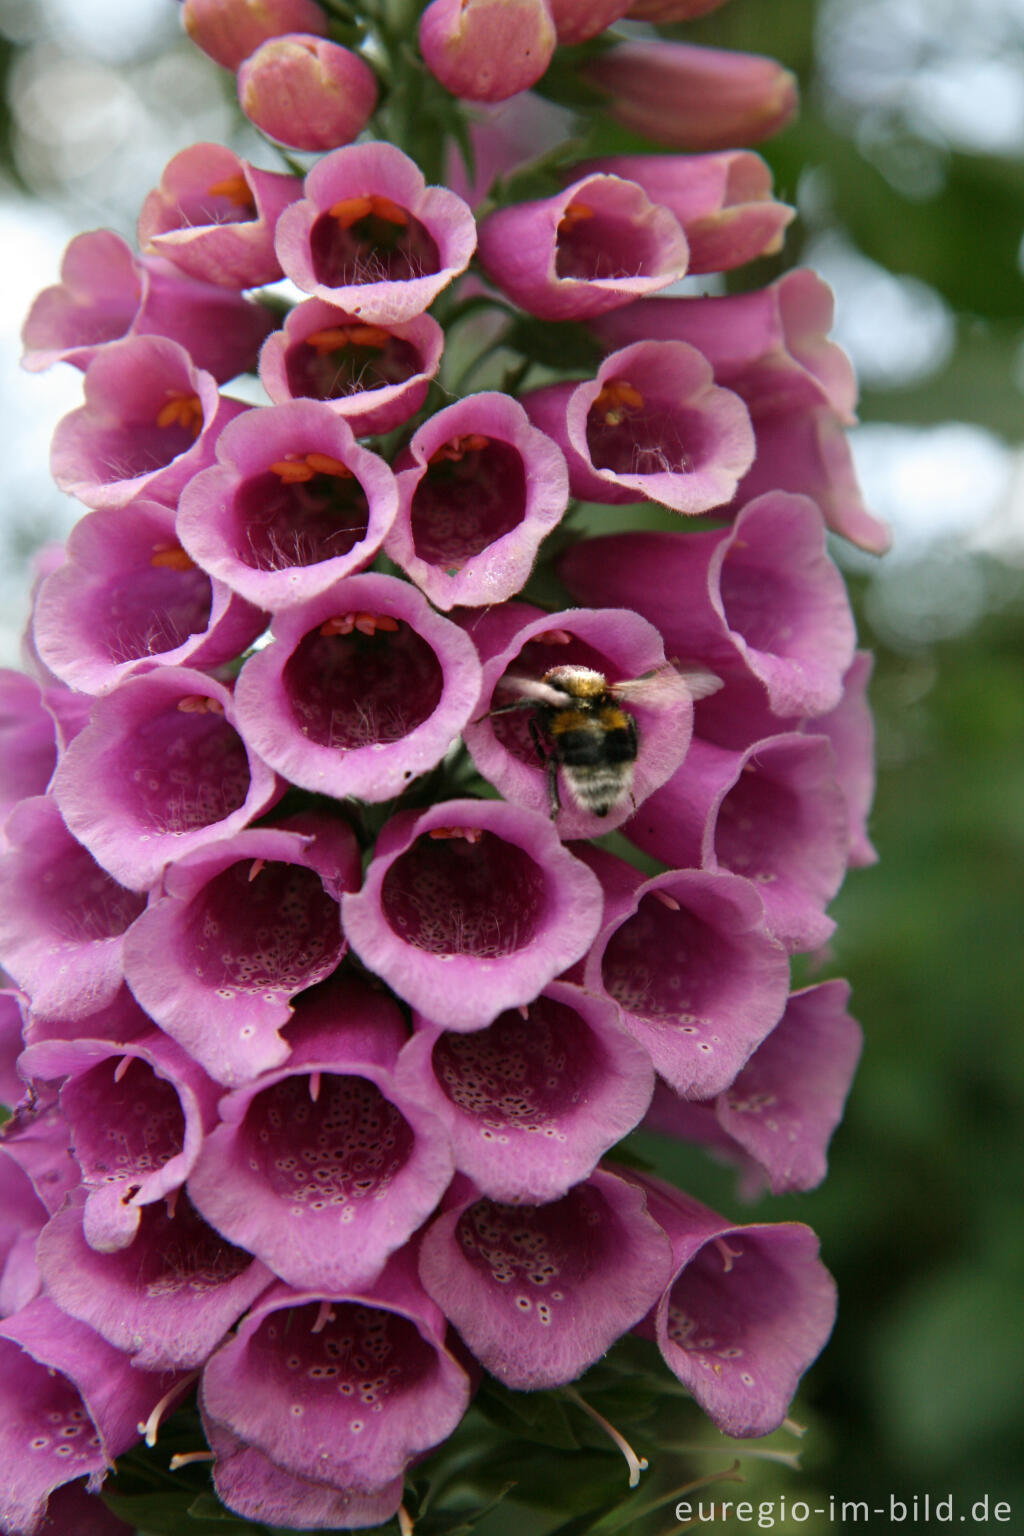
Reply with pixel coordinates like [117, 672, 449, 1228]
[419, 0, 556, 103]
[583, 41, 798, 152]
[238, 35, 378, 152]
[183, 0, 329, 71]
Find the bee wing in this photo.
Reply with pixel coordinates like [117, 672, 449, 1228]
[611, 662, 722, 708]
[493, 673, 572, 708]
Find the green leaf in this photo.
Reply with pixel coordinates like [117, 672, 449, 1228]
[476, 1381, 580, 1449]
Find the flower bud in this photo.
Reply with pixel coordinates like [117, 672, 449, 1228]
[583, 41, 799, 152]
[238, 36, 378, 152]
[183, 0, 329, 71]
[419, 0, 556, 103]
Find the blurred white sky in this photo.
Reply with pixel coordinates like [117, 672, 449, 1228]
[1, 0, 1022, 663]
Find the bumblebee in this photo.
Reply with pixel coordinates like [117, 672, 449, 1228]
[494, 662, 718, 820]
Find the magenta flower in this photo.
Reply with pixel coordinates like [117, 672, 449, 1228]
[275, 142, 477, 322]
[238, 36, 379, 151]
[0, 797, 145, 1024]
[187, 974, 453, 1292]
[19, 984, 152, 1053]
[341, 799, 604, 1029]
[582, 848, 790, 1098]
[0, 1148, 46, 1317]
[592, 271, 891, 552]
[20, 230, 274, 384]
[418, 1169, 673, 1389]
[477, 174, 689, 321]
[138, 142, 301, 289]
[418, 0, 556, 102]
[557, 492, 856, 719]
[522, 340, 755, 512]
[36, 1190, 273, 1371]
[259, 296, 444, 436]
[0, 1297, 183, 1535]
[183, 0, 329, 70]
[462, 602, 697, 840]
[49, 336, 242, 511]
[573, 151, 794, 273]
[32, 500, 265, 695]
[816, 652, 878, 868]
[200, 1248, 471, 1495]
[628, 733, 850, 953]
[647, 980, 863, 1196]
[547, 0, 632, 42]
[0, 671, 58, 826]
[206, 1417, 404, 1530]
[395, 981, 655, 1203]
[19, 1031, 219, 1253]
[384, 392, 569, 610]
[632, 1174, 837, 1437]
[122, 816, 359, 1086]
[233, 573, 482, 801]
[176, 399, 400, 610]
[52, 667, 279, 893]
[582, 41, 799, 152]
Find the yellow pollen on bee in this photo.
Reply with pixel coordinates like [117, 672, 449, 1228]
[304, 324, 390, 354]
[319, 611, 400, 637]
[268, 453, 354, 483]
[428, 433, 490, 465]
[329, 193, 409, 229]
[176, 694, 224, 714]
[206, 173, 257, 214]
[427, 826, 483, 843]
[248, 859, 266, 882]
[557, 201, 595, 236]
[593, 379, 645, 426]
[149, 543, 196, 571]
[156, 392, 203, 436]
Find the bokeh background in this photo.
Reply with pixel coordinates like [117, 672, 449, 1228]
[1, 0, 1022, 1529]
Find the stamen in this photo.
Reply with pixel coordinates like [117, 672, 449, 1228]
[177, 695, 225, 714]
[319, 612, 400, 637]
[206, 174, 257, 214]
[308, 1070, 321, 1103]
[248, 859, 266, 882]
[304, 324, 390, 353]
[653, 889, 681, 911]
[536, 629, 573, 646]
[398, 1506, 415, 1536]
[557, 201, 595, 236]
[593, 379, 645, 426]
[562, 1387, 648, 1488]
[156, 392, 204, 437]
[713, 1236, 744, 1273]
[170, 1450, 216, 1472]
[150, 543, 196, 571]
[137, 1371, 200, 1447]
[113, 1054, 132, 1084]
[329, 193, 409, 229]
[269, 453, 354, 483]
[427, 826, 484, 843]
[518, 1004, 530, 1020]
[428, 433, 490, 464]
[312, 1299, 336, 1334]
[783, 1416, 807, 1438]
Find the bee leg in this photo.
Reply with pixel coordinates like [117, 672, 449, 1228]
[528, 718, 561, 819]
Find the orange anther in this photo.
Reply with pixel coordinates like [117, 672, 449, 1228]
[329, 195, 374, 227]
[304, 324, 390, 354]
[206, 174, 257, 214]
[319, 612, 399, 637]
[176, 695, 224, 714]
[303, 452, 353, 478]
[427, 826, 483, 843]
[536, 629, 573, 646]
[150, 543, 196, 572]
[269, 459, 316, 483]
[593, 379, 645, 425]
[156, 392, 204, 437]
[557, 201, 595, 236]
[428, 433, 490, 465]
[248, 859, 266, 882]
